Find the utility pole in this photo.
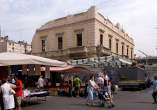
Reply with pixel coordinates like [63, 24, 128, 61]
[137, 50, 149, 65]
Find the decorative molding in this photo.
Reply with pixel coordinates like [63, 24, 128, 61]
[115, 38, 119, 42]
[56, 32, 64, 37]
[121, 42, 125, 45]
[108, 34, 113, 39]
[99, 29, 105, 33]
[40, 36, 47, 39]
[74, 28, 84, 34]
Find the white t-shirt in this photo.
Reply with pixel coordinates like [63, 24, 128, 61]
[97, 77, 104, 85]
[104, 75, 111, 87]
[104, 75, 109, 80]
[89, 80, 96, 87]
[38, 78, 44, 88]
[1, 83, 15, 109]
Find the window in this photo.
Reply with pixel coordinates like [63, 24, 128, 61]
[100, 34, 103, 46]
[77, 33, 82, 46]
[116, 42, 118, 54]
[131, 48, 133, 59]
[122, 45, 124, 56]
[12, 47, 14, 52]
[58, 37, 63, 49]
[41, 40, 46, 52]
[127, 46, 129, 57]
[109, 39, 112, 50]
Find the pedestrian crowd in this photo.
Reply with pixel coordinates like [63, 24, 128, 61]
[86, 72, 114, 106]
[1, 73, 157, 110]
[0, 75, 23, 110]
[66, 72, 114, 107]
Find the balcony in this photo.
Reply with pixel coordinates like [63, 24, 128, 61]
[68, 46, 88, 58]
[96, 45, 111, 56]
[69, 46, 88, 54]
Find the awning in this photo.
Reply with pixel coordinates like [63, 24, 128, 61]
[67, 56, 132, 67]
[41, 66, 102, 73]
[41, 65, 74, 71]
[118, 56, 132, 65]
[0, 52, 67, 67]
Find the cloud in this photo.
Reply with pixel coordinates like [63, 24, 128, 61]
[0, 0, 157, 56]
[98, 0, 157, 56]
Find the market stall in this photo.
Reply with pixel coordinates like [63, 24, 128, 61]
[0, 52, 67, 67]
[0, 52, 67, 105]
[41, 66, 102, 96]
[0, 52, 67, 81]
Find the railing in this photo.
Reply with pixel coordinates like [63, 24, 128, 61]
[96, 45, 111, 56]
[69, 46, 88, 54]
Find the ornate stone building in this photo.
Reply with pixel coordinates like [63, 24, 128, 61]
[32, 6, 134, 61]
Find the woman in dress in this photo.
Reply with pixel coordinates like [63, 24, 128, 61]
[0, 79, 16, 110]
[86, 75, 99, 106]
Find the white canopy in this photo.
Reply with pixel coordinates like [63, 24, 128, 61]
[0, 52, 67, 67]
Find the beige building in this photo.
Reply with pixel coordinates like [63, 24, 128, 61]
[0, 36, 31, 54]
[32, 6, 134, 61]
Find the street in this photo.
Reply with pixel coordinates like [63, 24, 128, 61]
[23, 88, 157, 110]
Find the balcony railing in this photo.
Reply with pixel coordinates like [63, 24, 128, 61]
[69, 46, 88, 54]
[96, 45, 111, 56]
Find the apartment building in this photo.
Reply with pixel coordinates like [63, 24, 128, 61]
[0, 36, 31, 54]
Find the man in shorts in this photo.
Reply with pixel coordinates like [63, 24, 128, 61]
[15, 75, 23, 110]
[74, 76, 81, 97]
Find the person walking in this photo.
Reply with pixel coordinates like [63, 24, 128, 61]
[104, 72, 112, 101]
[97, 73, 104, 89]
[86, 75, 99, 106]
[68, 80, 73, 97]
[14, 75, 23, 110]
[0, 79, 16, 110]
[74, 76, 81, 97]
[37, 75, 44, 89]
[152, 75, 157, 104]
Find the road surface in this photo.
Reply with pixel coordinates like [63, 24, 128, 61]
[23, 88, 157, 110]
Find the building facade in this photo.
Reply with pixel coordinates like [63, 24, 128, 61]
[0, 36, 31, 54]
[32, 6, 134, 61]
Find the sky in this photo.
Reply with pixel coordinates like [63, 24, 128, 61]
[0, 0, 157, 57]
